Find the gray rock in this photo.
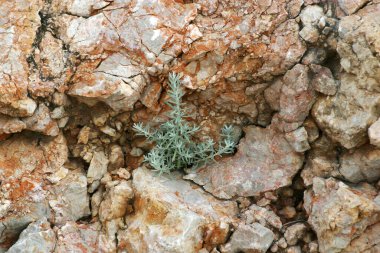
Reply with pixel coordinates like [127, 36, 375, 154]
[87, 151, 109, 192]
[22, 104, 59, 136]
[0, 114, 26, 134]
[310, 64, 338, 96]
[339, 145, 380, 183]
[7, 218, 56, 253]
[221, 223, 274, 253]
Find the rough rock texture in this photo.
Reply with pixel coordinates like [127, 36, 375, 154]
[6, 218, 56, 253]
[186, 125, 304, 199]
[1, 0, 380, 252]
[118, 167, 238, 253]
[305, 177, 380, 253]
[312, 6, 380, 149]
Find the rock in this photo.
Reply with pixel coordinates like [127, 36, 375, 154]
[140, 82, 162, 109]
[221, 223, 274, 253]
[68, 53, 148, 112]
[187, 125, 304, 199]
[300, 5, 324, 26]
[49, 168, 90, 225]
[369, 118, 380, 147]
[287, 0, 304, 18]
[0, 0, 41, 118]
[339, 145, 380, 183]
[0, 114, 26, 134]
[279, 206, 297, 219]
[299, 26, 320, 43]
[285, 127, 310, 152]
[242, 205, 282, 230]
[99, 180, 134, 222]
[286, 246, 302, 253]
[6, 218, 56, 253]
[22, 104, 59, 136]
[279, 64, 316, 125]
[264, 79, 283, 111]
[108, 144, 125, 171]
[305, 177, 380, 253]
[338, 0, 370, 15]
[87, 151, 109, 192]
[310, 64, 338, 95]
[313, 7, 380, 149]
[301, 135, 340, 186]
[55, 222, 112, 252]
[303, 118, 319, 143]
[0, 133, 64, 251]
[301, 48, 327, 65]
[284, 223, 308, 246]
[118, 167, 238, 253]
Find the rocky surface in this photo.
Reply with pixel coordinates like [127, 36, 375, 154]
[1, 0, 380, 252]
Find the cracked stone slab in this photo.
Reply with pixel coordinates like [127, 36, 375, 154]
[186, 125, 304, 199]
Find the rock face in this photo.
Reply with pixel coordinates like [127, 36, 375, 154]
[187, 125, 304, 199]
[305, 177, 380, 253]
[1, 0, 380, 252]
[118, 167, 238, 253]
[312, 6, 380, 149]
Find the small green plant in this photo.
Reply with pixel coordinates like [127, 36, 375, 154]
[133, 72, 236, 175]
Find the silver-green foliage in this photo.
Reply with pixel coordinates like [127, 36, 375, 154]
[133, 72, 236, 175]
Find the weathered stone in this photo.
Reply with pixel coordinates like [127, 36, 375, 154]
[305, 177, 380, 253]
[107, 144, 125, 171]
[221, 223, 274, 253]
[0, 115, 26, 134]
[313, 6, 380, 149]
[369, 118, 380, 148]
[7, 218, 56, 253]
[22, 104, 59, 136]
[338, 0, 370, 15]
[339, 145, 380, 183]
[242, 205, 282, 230]
[186, 125, 304, 199]
[264, 79, 283, 111]
[301, 135, 340, 186]
[300, 5, 324, 26]
[310, 64, 338, 95]
[140, 82, 162, 109]
[279, 64, 316, 124]
[87, 151, 109, 192]
[118, 167, 238, 253]
[99, 180, 134, 222]
[284, 223, 308, 246]
[299, 25, 320, 43]
[0, 133, 65, 251]
[55, 222, 113, 252]
[285, 127, 310, 152]
[49, 168, 90, 225]
[0, 0, 42, 117]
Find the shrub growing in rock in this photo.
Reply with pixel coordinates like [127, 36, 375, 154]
[133, 72, 236, 175]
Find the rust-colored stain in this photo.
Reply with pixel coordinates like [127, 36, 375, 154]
[9, 179, 36, 199]
[145, 199, 169, 224]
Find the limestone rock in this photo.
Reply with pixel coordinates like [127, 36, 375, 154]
[310, 64, 338, 96]
[339, 145, 380, 183]
[242, 205, 282, 230]
[0, 115, 26, 134]
[0, 0, 42, 117]
[118, 167, 238, 253]
[305, 177, 380, 253]
[279, 64, 316, 125]
[221, 223, 274, 253]
[369, 118, 380, 147]
[49, 168, 90, 225]
[301, 135, 340, 186]
[87, 151, 109, 192]
[313, 6, 380, 149]
[99, 180, 134, 222]
[22, 104, 59, 136]
[338, 0, 370, 15]
[284, 223, 308, 246]
[285, 127, 311, 153]
[186, 125, 304, 199]
[7, 218, 56, 253]
[55, 222, 112, 252]
[0, 134, 63, 251]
